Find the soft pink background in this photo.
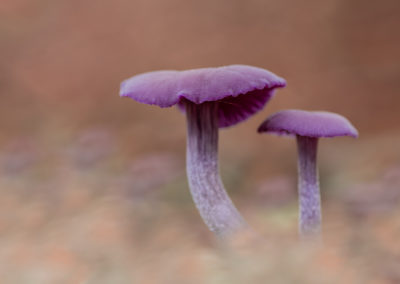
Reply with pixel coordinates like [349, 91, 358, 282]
[1, 0, 399, 283]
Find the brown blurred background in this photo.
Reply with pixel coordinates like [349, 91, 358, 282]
[1, 0, 400, 283]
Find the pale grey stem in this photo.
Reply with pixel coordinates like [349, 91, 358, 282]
[296, 135, 322, 238]
[185, 101, 248, 238]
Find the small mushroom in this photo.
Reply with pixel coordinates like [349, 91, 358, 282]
[258, 110, 358, 238]
[120, 65, 286, 238]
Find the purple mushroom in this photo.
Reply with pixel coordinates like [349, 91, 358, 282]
[120, 65, 286, 238]
[258, 110, 358, 238]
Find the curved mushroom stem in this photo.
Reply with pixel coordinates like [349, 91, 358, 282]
[185, 101, 248, 238]
[296, 136, 322, 239]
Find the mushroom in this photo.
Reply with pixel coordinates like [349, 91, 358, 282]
[120, 65, 286, 238]
[257, 110, 358, 238]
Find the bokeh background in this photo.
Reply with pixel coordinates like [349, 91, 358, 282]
[1, 0, 400, 283]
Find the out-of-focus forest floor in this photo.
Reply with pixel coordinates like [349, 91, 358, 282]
[0, 127, 399, 283]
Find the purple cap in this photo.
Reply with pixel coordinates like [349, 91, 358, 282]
[258, 110, 358, 138]
[120, 65, 286, 128]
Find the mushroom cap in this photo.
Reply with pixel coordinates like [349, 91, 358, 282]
[258, 109, 358, 138]
[120, 65, 286, 128]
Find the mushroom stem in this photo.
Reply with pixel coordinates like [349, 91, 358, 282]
[185, 101, 247, 238]
[296, 135, 322, 238]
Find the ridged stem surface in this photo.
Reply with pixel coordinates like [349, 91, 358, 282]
[185, 101, 247, 238]
[296, 136, 322, 238]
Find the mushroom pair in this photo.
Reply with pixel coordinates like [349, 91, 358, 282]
[120, 65, 358, 240]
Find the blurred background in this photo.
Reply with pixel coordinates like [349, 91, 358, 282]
[1, 0, 399, 283]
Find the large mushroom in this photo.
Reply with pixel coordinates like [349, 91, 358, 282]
[258, 110, 358, 239]
[120, 65, 286, 238]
